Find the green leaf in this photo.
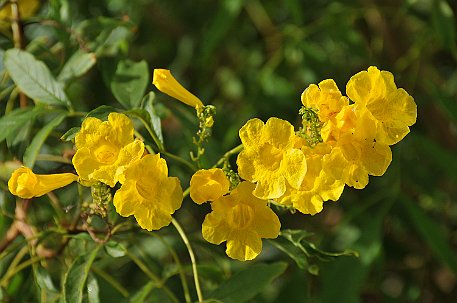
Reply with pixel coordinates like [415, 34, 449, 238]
[104, 241, 126, 258]
[86, 105, 119, 120]
[267, 238, 308, 269]
[58, 50, 97, 84]
[129, 281, 155, 303]
[23, 112, 67, 168]
[0, 107, 41, 143]
[60, 127, 81, 142]
[280, 229, 358, 262]
[4, 49, 71, 107]
[87, 274, 100, 303]
[209, 262, 287, 303]
[34, 266, 59, 302]
[63, 245, 101, 303]
[143, 92, 163, 145]
[401, 194, 457, 275]
[111, 59, 149, 109]
[432, 0, 456, 50]
[125, 108, 164, 151]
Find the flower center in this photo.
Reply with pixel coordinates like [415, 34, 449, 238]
[94, 144, 118, 164]
[259, 144, 283, 171]
[136, 179, 156, 199]
[228, 204, 254, 229]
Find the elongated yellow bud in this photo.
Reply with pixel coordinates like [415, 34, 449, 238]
[8, 167, 79, 199]
[153, 69, 204, 109]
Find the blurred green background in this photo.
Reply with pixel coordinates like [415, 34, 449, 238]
[1, 0, 457, 302]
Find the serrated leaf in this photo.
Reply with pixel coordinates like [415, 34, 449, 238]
[58, 50, 96, 84]
[63, 245, 101, 303]
[111, 59, 149, 109]
[104, 241, 126, 258]
[209, 262, 287, 303]
[4, 49, 71, 107]
[23, 112, 67, 168]
[143, 92, 163, 145]
[61, 127, 81, 142]
[87, 274, 100, 303]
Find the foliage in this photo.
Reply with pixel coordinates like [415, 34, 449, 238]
[1, 0, 456, 302]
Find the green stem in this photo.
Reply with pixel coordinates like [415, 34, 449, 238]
[92, 266, 129, 298]
[212, 144, 243, 168]
[171, 218, 203, 303]
[125, 251, 179, 303]
[0, 255, 44, 287]
[162, 151, 198, 172]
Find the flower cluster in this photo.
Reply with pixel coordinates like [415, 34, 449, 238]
[190, 66, 416, 260]
[8, 112, 183, 231]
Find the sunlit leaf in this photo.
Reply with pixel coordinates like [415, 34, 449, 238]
[58, 50, 97, 84]
[4, 49, 71, 107]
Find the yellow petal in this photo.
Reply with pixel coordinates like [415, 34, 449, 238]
[263, 117, 295, 148]
[239, 118, 264, 149]
[153, 69, 203, 108]
[281, 148, 307, 190]
[361, 142, 392, 176]
[8, 167, 78, 199]
[113, 180, 142, 217]
[190, 168, 230, 204]
[225, 231, 262, 261]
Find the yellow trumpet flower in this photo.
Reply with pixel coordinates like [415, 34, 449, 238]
[8, 167, 78, 199]
[153, 69, 204, 109]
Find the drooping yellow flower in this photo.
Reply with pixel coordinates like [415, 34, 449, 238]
[301, 79, 349, 123]
[152, 69, 204, 109]
[113, 154, 183, 231]
[322, 105, 392, 189]
[72, 112, 144, 187]
[276, 143, 345, 215]
[346, 66, 417, 145]
[190, 168, 230, 204]
[237, 117, 307, 199]
[8, 167, 78, 199]
[202, 181, 280, 261]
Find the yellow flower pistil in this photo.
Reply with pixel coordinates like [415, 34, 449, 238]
[8, 167, 78, 199]
[237, 117, 307, 199]
[323, 105, 392, 189]
[113, 154, 183, 231]
[153, 69, 204, 109]
[202, 181, 280, 261]
[276, 143, 345, 215]
[346, 66, 417, 145]
[72, 112, 144, 187]
[190, 168, 230, 204]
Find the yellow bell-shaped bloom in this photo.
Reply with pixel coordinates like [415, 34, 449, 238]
[190, 168, 230, 204]
[237, 117, 307, 199]
[346, 66, 417, 145]
[153, 69, 204, 109]
[72, 112, 144, 187]
[113, 154, 183, 231]
[8, 167, 78, 199]
[202, 181, 280, 261]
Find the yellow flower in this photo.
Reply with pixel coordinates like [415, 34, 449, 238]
[152, 69, 204, 109]
[301, 79, 349, 122]
[72, 112, 144, 187]
[8, 167, 78, 199]
[323, 105, 392, 189]
[237, 117, 307, 199]
[202, 181, 280, 261]
[276, 143, 345, 215]
[346, 66, 417, 145]
[0, 0, 40, 27]
[113, 154, 183, 231]
[190, 168, 230, 204]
